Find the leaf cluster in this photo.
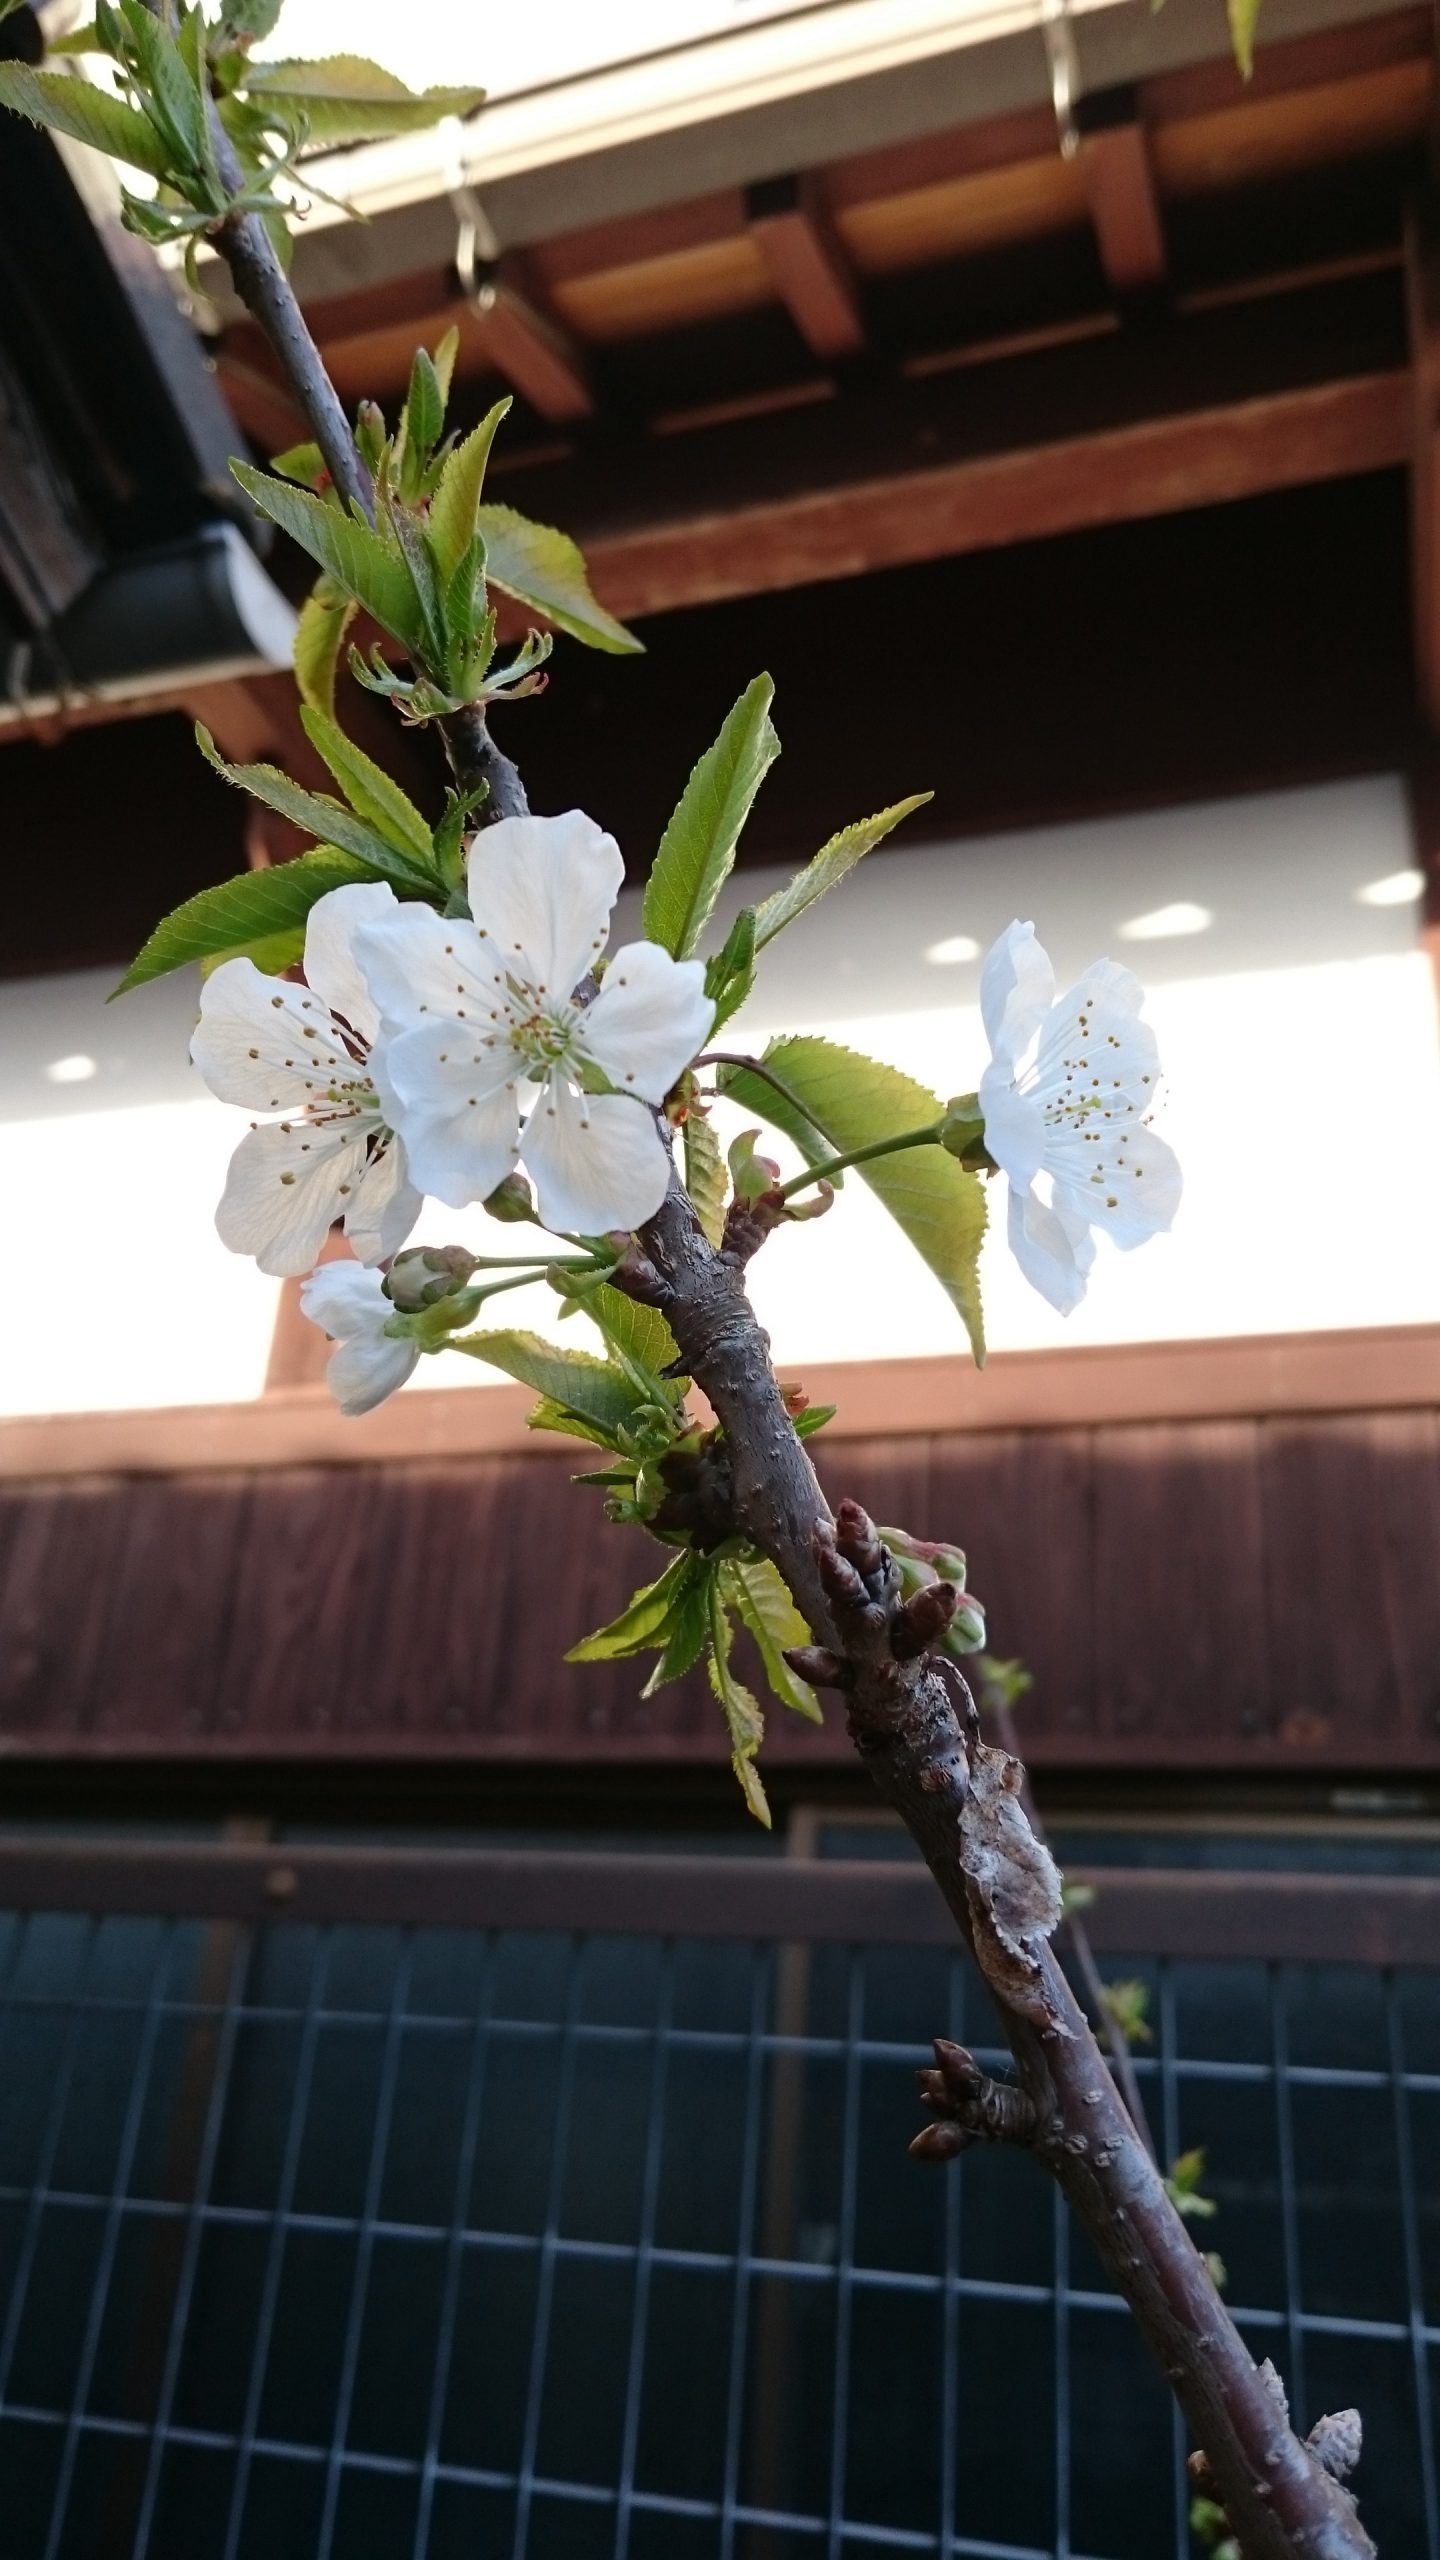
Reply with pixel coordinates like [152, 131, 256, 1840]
[0, 5, 484, 276]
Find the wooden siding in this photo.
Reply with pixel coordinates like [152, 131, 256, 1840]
[0, 1408, 1436, 1773]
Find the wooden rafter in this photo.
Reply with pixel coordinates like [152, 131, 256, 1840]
[1405, 196, 1440, 729]
[745, 173, 866, 361]
[1074, 87, 1167, 302]
[460, 261, 594, 423]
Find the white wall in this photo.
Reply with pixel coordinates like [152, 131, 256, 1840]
[0, 774, 1432, 1413]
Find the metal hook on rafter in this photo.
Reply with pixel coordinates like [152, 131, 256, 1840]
[436, 115, 593, 424]
[1040, 0, 1082, 160]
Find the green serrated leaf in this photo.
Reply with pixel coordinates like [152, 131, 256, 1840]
[297, 704, 434, 868]
[458, 1328, 644, 1434]
[721, 1037, 989, 1362]
[754, 795, 932, 950]
[566, 1552, 696, 1663]
[682, 1109, 728, 1247]
[577, 1283, 683, 1385]
[0, 63, 171, 174]
[793, 1402, 837, 1439]
[428, 399, 509, 580]
[404, 345, 443, 462]
[113, 845, 374, 994]
[231, 460, 425, 654]
[526, 1396, 622, 1452]
[194, 721, 432, 889]
[270, 440, 327, 488]
[219, 0, 284, 38]
[293, 577, 356, 718]
[642, 1556, 715, 1693]
[723, 1557, 822, 1723]
[708, 1590, 769, 1826]
[705, 904, 758, 1033]
[643, 679, 778, 959]
[118, 0, 212, 184]
[473, 503, 641, 655]
[241, 55, 485, 146]
[429, 323, 460, 413]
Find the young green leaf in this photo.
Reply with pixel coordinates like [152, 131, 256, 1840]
[1228, 0, 1260, 77]
[429, 324, 461, 414]
[721, 1038, 989, 1362]
[722, 1557, 822, 1723]
[231, 461, 426, 653]
[113, 846, 375, 994]
[194, 722, 433, 888]
[754, 795, 933, 950]
[473, 503, 642, 654]
[575, 1283, 684, 1386]
[0, 64, 171, 175]
[643, 678, 779, 959]
[526, 1397, 625, 1453]
[459, 1329, 645, 1434]
[682, 1108, 728, 1248]
[241, 55, 486, 145]
[297, 705, 434, 868]
[642, 1556, 715, 1693]
[219, 0, 285, 38]
[565, 1552, 697, 1663]
[708, 1589, 769, 1826]
[270, 440, 327, 488]
[293, 577, 356, 718]
[705, 904, 757, 1033]
[118, 0, 212, 185]
[428, 399, 509, 580]
[403, 346, 444, 463]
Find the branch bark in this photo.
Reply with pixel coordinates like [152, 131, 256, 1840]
[198, 134, 1374, 2560]
[639, 1171, 1373, 2560]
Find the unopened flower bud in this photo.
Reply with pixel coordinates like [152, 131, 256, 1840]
[484, 1171, 537, 1224]
[938, 1092, 988, 1165]
[384, 1244, 478, 1313]
[355, 399, 386, 471]
[942, 1594, 987, 1657]
[880, 1526, 968, 1586]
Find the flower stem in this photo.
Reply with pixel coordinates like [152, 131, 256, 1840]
[698, 1051, 820, 1129]
[772, 1121, 943, 1203]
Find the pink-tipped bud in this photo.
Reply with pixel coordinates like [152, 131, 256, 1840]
[383, 1245, 478, 1313]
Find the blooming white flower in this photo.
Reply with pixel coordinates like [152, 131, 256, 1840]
[978, 919, 1181, 1314]
[356, 811, 713, 1236]
[300, 1260, 419, 1415]
[191, 883, 422, 1279]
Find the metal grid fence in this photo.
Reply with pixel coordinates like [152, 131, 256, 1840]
[0, 1843, 1435, 2560]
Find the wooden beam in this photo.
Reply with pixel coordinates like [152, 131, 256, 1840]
[746, 173, 866, 361]
[463, 261, 593, 423]
[576, 370, 1406, 620]
[1074, 87, 1166, 302]
[265, 1230, 347, 1392]
[212, 350, 309, 457]
[3, 1326, 1435, 1481]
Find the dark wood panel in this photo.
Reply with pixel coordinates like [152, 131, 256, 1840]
[0, 1407, 1436, 1771]
[1093, 1420, 1270, 1750]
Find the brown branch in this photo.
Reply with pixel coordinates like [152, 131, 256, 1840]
[638, 1168, 1373, 2560]
[203, 111, 525, 820]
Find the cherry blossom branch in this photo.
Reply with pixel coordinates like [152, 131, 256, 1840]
[634, 1165, 1372, 2560]
[771, 1119, 942, 1201]
[187, 125, 1372, 2559]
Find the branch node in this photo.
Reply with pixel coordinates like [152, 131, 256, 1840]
[1308, 2409, 1363, 2483]
[782, 1644, 852, 1693]
[909, 2037, 1038, 2155]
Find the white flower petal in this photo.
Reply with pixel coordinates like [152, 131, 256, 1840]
[325, 1329, 419, 1416]
[1005, 1182, 1096, 1316]
[342, 1131, 423, 1267]
[355, 902, 498, 1031]
[579, 942, 714, 1103]
[977, 1061, 1047, 1190]
[301, 882, 398, 1045]
[522, 1078, 672, 1235]
[300, 1260, 419, 1414]
[1054, 1126, 1182, 1251]
[380, 1018, 523, 1207]
[1033, 985, 1160, 1117]
[979, 920, 1054, 1070]
[191, 959, 353, 1112]
[300, 1259, 389, 1340]
[216, 1117, 369, 1277]
[466, 810, 623, 998]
